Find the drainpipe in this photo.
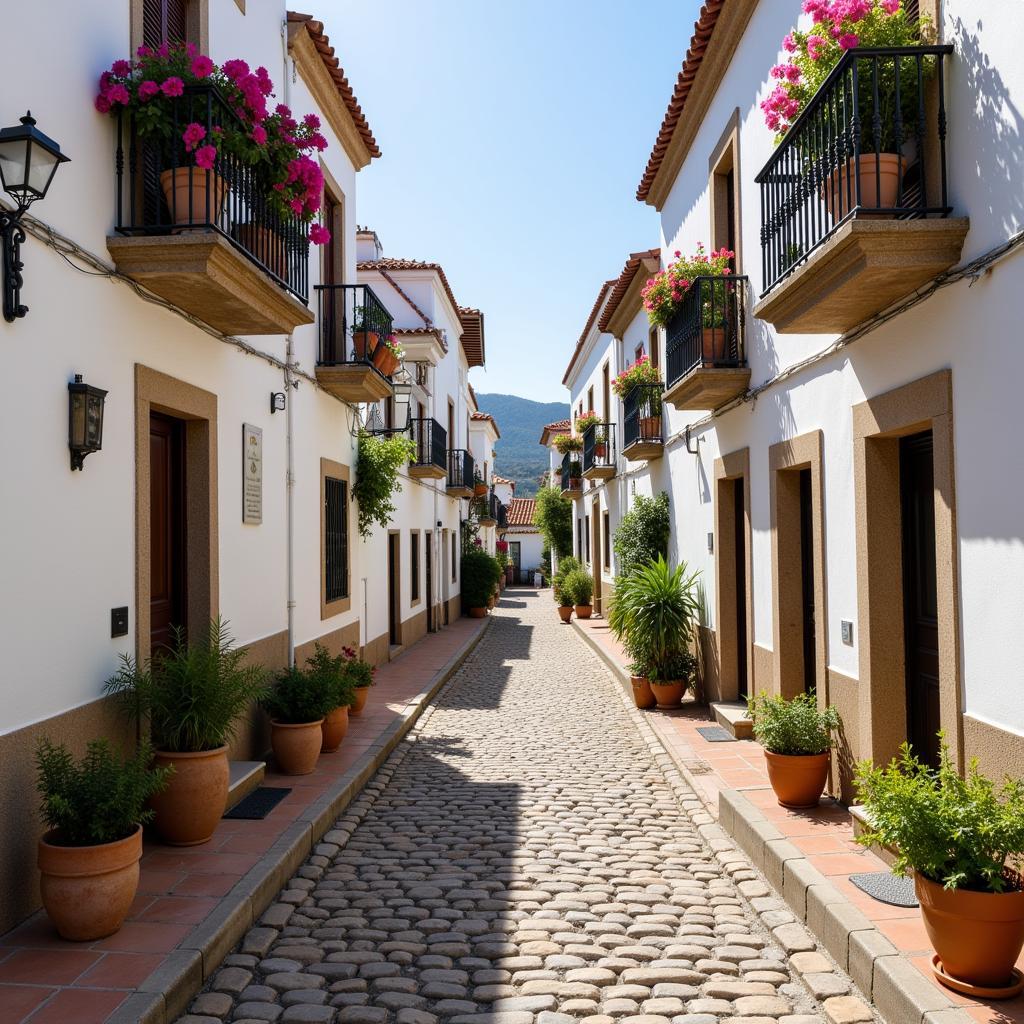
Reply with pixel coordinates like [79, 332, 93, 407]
[285, 334, 296, 667]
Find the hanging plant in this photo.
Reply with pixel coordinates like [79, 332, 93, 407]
[553, 434, 583, 455]
[353, 432, 416, 539]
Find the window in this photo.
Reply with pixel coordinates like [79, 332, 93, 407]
[452, 530, 457, 581]
[603, 512, 611, 568]
[635, 343, 644, 364]
[648, 326, 660, 370]
[321, 185, 344, 286]
[587, 386, 594, 413]
[321, 459, 350, 617]
[137, 0, 208, 54]
[585, 516, 591, 562]
[710, 109, 742, 271]
[602, 362, 611, 420]
[577, 517, 583, 560]
[411, 531, 420, 603]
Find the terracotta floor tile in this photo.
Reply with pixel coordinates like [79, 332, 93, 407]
[134, 896, 218, 926]
[76, 952, 165, 989]
[135, 869, 184, 896]
[874, 914, 932, 952]
[791, 835, 859, 855]
[0, 950, 100, 986]
[24, 987, 126, 1024]
[171, 873, 238, 898]
[0, 985, 52, 1024]
[89, 921, 191, 954]
[808, 852, 890, 877]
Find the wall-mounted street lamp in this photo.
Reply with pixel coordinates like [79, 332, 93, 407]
[68, 374, 106, 470]
[391, 366, 413, 432]
[0, 112, 70, 322]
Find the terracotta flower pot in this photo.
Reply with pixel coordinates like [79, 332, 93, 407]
[574, 604, 593, 619]
[764, 750, 830, 809]
[557, 606, 573, 623]
[473, 483, 489, 498]
[487, 596, 496, 609]
[271, 719, 324, 776]
[631, 676, 656, 709]
[916, 873, 1024, 992]
[650, 680, 685, 709]
[352, 331, 379, 360]
[351, 686, 370, 714]
[595, 443, 607, 459]
[639, 416, 662, 440]
[372, 345, 399, 376]
[702, 327, 728, 363]
[469, 607, 487, 618]
[823, 153, 905, 219]
[321, 705, 350, 753]
[151, 746, 229, 846]
[159, 167, 226, 226]
[234, 223, 286, 280]
[570, 477, 582, 490]
[38, 826, 142, 941]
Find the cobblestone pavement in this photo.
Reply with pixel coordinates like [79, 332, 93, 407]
[180, 591, 845, 1024]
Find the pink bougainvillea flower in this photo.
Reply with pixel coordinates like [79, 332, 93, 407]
[251, 124, 268, 145]
[806, 35, 826, 60]
[275, 103, 292, 117]
[303, 112, 321, 129]
[783, 32, 797, 52]
[881, 0, 901, 11]
[136, 45, 153, 58]
[309, 223, 331, 245]
[838, 32, 860, 49]
[255, 66, 274, 95]
[186, 42, 198, 58]
[182, 122, 206, 152]
[138, 79, 160, 100]
[194, 144, 217, 170]
[161, 76, 185, 97]
[191, 55, 214, 78]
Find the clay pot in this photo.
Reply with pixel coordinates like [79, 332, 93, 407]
[469, 607, 487, 618]
[487, 596, 496, 610]
[639, 416, 662, 440]
[38, 826, 142, 941]
[569, 478, 582, 490]
[631, 676, 656, 709]
[702, 327, 728, 364]
[233, 223, 286, 280]
[351, 687, 370, 715]
[151, 746, 229, 846]
[159, 167, 226, 226]
[823, 153, 904, 219]
[473, 482, 489, 498]
[372, 345, 399, 377]
[321, 705, 350, 753]
[764, 750, 830, 809]
[650, 681, 685, 709]
[557, 606, 573, 623]
[594, 442, 607, 459]
[352, 331, 379, 360]
[575, 604, 593, 620]
[916, 873, 1024, 991]
[271, 719, 324, 776]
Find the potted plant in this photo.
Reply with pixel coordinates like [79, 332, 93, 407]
[747, 691, 841, 809]
[305, 644, 355, 753]
[612, 356, 663, 438]
[104, 619, 267, 846]
[372, 335, 403, 377]
[563, 567, 594, 619]
[260, 663, 334, 775]
[552, 556, 581, 623]
[628, 664, 657, 710]
[473, 470, 489, 498]
[35, 738, 172, 940]
[461, 548, 497, 618]
[856, 742, 1024, 996]
[554, 433, 583, 456]
[351, 306, 380, 360]
[608, 556, 701, 709]
[576, 411, 602, 455]
[344, 647, 376, 715]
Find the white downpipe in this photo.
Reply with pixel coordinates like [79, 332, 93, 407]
[285, 334, 296, 667]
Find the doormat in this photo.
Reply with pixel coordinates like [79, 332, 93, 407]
[223, 787, 291, 820]
[849, 871, 919, 907]
[695, 726, 737, 743]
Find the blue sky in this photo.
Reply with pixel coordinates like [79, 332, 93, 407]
[330, 0, 700, 403]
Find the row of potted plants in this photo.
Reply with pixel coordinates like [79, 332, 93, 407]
[552, 557, 594, 621]
[35, 621, 375, 942]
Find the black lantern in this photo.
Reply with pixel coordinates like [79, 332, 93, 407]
[0, 112, 70, 322]
[392, 367, 413, 432]
[68, 374, 107, 471]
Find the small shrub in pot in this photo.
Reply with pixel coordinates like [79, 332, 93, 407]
[305, 643, 355, 752]
[261, 664, 335, 775]
[551, 556, 581, 621]
[562, 568, 594, 618]
[344, 645, 376, 714]
[461, 548, 497, 617]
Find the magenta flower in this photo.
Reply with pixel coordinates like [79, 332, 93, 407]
[255, 66, 274, 96]
[881, 0, 900, 11]
[161, 76, 185, 97]
[222, 59, 249, 82]
[94, 94, 112, 113]
[112, 59, 132, 77]
[107, 84, 130, 106]
[783, 32, 797, 53]
[191, 55, 214, 78]
[182, 122, 207, 152]
[275, 103, 291, 117]
[138, 79, 160, 100]
[838, 32, 860, 49]
[251, 124, 268, 145]
[807, 35, 826, 60]
[309, 223, 331, 245]
[303, 112, 321, 129]
[137, 45, 153, 58]
[194, 145, 217, 170]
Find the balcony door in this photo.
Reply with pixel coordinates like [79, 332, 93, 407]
[150, 412, 187, 651]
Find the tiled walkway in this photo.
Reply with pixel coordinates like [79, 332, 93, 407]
[0, 615, 486, 1024]
[573, 611, 1024, 1024]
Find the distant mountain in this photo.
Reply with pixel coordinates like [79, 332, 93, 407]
[475, 393, 569, 498]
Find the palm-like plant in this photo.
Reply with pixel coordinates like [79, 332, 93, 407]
[608, 556, 701, 683]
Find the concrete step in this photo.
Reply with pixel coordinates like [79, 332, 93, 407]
[849, 803, 898, 866]
[226, 759, 266, 811]
[710, 701, 753, 739]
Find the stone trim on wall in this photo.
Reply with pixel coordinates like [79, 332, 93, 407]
[320, 458, 352, 620]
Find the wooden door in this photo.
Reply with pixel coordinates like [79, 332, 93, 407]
[901, 432, 940, 766]
[799, 468, 816, 694]
[734, 478, 748, 698]
[150, 413, 187, 651]
[602, 363, 611, 423]
[591, 499, 602, 614]
[425, 533, 434, 632]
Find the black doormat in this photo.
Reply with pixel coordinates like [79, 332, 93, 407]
[849, 871, 919, 907]
[223, 786, 291, 820]
[696, 726, 737, 743]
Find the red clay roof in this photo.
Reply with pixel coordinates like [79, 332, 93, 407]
[286, 12, 381, 160]
[506, 498, 536, 528]
[636, 0, 725, 203]
[458, 307, 486, 369]
[598, 249, 661, 333]
[493, 474, 514, 487]
[539, 420, 571, 447]
[470, 410, 500, 439]
[562, 280, 615, 386]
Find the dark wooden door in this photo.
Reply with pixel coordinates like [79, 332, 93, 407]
[901, 431, 940, 766]
[425, 534, 434, 632]
[388, 534, 399, 646]
[734, 478, 748, 698]
[799, 468, 816, 694]
[150, 413, 187, 651]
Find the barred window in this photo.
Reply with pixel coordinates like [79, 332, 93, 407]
[325, 477, 348, 602]
[411, 532, 420, 602]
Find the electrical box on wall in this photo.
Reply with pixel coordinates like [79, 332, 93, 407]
[111, 606, 129, 638]
[707, 532, 714, 554]
[841, 619, 854, 646]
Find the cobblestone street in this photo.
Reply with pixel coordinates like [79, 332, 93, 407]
[180, 592, 851, 1024]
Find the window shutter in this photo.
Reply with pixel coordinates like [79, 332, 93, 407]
[905, 0, 920, 24]
[143, 0, 187, 48]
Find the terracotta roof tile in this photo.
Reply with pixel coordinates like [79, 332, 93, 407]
[458, 307, 486, 369]
[286, 12, 381, 160]
[506, 498, 536, 527]
[636, 0, 726, 203]
[493, 474, 514, 486]
[539, 419, 571, 447]
[562, 280, 616, 386]
[469, 410, 500, 438]
[598, 249, 661, 333]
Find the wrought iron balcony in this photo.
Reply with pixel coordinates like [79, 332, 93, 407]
[409, 417, 447, 479]
[478, 492, 499, 527]
[314, 284, 395, 402]
[622, 383, 665, 461]
[582, 422, 616, 481]
[496, 498, 508, 532]
[560, 452, 582, 500]
[663, 275, 750, 411]
[108, 85, 314, 334]
[446, 449, 475, 497]
[754, 45, 968, 332]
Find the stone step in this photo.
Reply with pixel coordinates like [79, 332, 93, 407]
[226, 759, 266, 811]
[711, 701, 753, 739]
[849, 804, 898, 867]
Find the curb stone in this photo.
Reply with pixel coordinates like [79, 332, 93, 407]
[105, 616, 491, 1024]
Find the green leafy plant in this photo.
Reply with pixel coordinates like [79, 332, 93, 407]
[461, 549, 498, 608]
[855, 740, 1024, 892]
[642, 243, 736, 328]
[746, 690, 840, 755]
[345, 651, 376, 689]
[575, 411, 601, 436]
[607, 556, 701, 683]
[553, 434, 583, 455]
[354, 431, 416, 539]
[562, 568, 594, 606]
[35, 738, 172, 847]
[260, 664, 335, 724]
[612, 354, 661, 399]
[305, 643, 355, 710]
[535, 486, 574, 559]
[552, 555, 581, 605]
[614, 492, 671, 577]
[104, 619, 267, 752]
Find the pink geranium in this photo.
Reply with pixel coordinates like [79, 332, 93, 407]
[138, 79, 160, 100]
[194, 145, 217, 170]
[182, 121, 206, 152]
[160, 76, 184, 97]
[191, 55, 214, 78]
[309, 223, 331, 245]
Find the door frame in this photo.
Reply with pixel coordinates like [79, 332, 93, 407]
[591, 497, 602, 614]
[387, 530, 401, 647]
[135, 365, 218, 662]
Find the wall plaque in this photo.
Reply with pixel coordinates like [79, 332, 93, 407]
[243, 423, 263, 524]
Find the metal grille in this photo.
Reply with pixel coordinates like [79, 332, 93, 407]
[325, 477, 348, 602]
[665, 275, 747, 389]
[623, 384, 664, 450]
[316, 284, 394, 367]
[561, 452, 581, 492]
[447, 449, 474, 490]
[410, 417, 447, 472]
[582, 422, 616, 474]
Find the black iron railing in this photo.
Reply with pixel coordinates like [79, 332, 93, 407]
[447, 449, 474, 490]
[316, 283, 394, 369]
[666, 275, 747, 389]
[114, 84, 311, 301]
[623, 383, 664, 450]
[561, 452, 582, 493]
[410, 417, 446, 472]
[496, 498, 508, 530]
[757, 45, 954, 294]
[583, 422, 616, 473]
